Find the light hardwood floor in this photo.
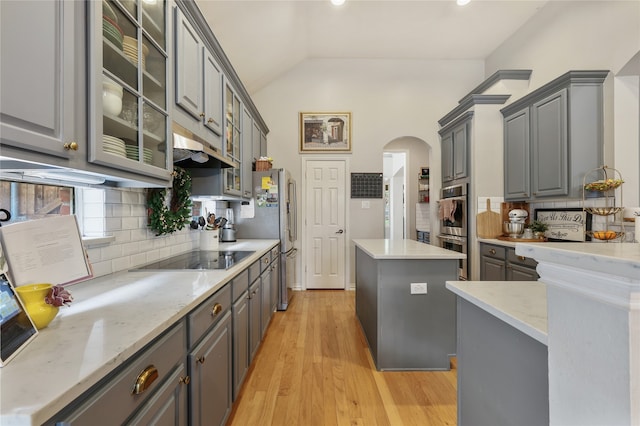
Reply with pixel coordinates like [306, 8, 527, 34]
[226, 290, 457, 426]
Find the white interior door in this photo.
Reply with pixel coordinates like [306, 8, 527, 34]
[304, 159, 346, 289]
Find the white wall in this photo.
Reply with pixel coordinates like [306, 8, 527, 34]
[486, 0, 640, 206]
[252, 58, 484, 286]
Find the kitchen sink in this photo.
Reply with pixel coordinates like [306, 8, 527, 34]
[132, 250, 255, 271]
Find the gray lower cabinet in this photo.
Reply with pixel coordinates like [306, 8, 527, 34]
[260, 264, 272, 338]
[188, 312, 232, 426]
[187, 284, 232, 426]
[49, 322, 188, 425]
[501, 70, 608, 201]
[231, 269, 250, 400]
[270, 254, 280, 313]
[48, 247, 278, 426]
[0, 0, 82, 162]
[480, 243, 539, 281]
[457, 298, 548, 425]
[248, 279, 262, 362]
[355, 247, 458, 370]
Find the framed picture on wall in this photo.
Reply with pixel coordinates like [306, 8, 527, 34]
[299, 112, 351, 152]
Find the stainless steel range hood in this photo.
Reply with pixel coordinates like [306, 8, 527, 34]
[172, 123, 237, 169]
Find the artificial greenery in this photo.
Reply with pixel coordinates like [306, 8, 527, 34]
[529, 220, 549, 233]
[147, 167, 193, 236]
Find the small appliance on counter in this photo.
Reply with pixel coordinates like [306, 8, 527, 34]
[503, 208, 528, 238]
[220, 202, 236, 242]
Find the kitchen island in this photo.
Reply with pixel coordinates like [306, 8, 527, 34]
[447, 242, 640, 426]
[353, 239, 465, 370]
[0, 239, 278, 426]
[446, 280, 548, 425]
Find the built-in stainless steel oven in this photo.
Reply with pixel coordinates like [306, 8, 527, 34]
[439, 183, 467, 237]
[438, 183, 468, 279]
[437, 234, 467, 280]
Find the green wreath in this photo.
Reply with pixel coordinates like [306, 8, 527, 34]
[148, 167, 193, 236]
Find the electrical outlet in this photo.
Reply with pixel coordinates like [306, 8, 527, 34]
[362, 200, 370, 209]
[410, 282, 427, 294]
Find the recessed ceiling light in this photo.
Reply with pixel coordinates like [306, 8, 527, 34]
[457, 0, 471, 5]
[331, 0, 346, 6]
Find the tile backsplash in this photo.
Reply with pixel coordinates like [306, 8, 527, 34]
[83, 187, 199, 278]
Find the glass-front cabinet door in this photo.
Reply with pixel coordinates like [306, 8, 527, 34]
[224, 82, 242, 196]
[89, 0, 171, 182]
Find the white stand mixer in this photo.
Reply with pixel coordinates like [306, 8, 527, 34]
[504, 208, 528, 238]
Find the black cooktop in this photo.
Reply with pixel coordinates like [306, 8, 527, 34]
[133, 250, 255, 271]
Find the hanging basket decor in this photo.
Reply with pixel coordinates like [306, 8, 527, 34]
[147, 167, 193, 236]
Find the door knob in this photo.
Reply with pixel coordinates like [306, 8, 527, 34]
[335, 229, 344, 234]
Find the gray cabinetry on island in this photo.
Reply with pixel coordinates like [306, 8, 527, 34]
[354, 239, 464, 370]
[480, 242, 538, 281]
[501, 70, 608, 201]
[447, 281, 549, 426]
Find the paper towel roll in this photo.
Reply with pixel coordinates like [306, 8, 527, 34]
[635, 219, 640, 243]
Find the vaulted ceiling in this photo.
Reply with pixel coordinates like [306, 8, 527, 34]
[195, 0, 549, 94]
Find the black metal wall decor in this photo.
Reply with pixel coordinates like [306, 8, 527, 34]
[351, 173, 383, 198]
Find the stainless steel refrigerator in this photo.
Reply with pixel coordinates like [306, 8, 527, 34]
[234, 168, 297, 310]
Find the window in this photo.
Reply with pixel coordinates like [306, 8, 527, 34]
[0, 181, 74, 224]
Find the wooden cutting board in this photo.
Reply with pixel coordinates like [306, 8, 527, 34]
[477, 199, 502, 238]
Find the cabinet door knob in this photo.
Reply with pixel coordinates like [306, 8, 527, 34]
[263, 258, 270, 264]
[64, 141, 78, 151]
[518, 256, 526, 261]
[211, 303, 222, 316]
[197, 355, 206, 364]
[489, 249, 496, 255]
[179, 376, 191, 385]
[132, 365, 159, 395]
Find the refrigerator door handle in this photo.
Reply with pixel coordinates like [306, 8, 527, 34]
[289, 180, 297, 242]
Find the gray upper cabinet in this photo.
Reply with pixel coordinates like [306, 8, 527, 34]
[203, 50, 223, 136]
[501, 71, 608, 201]
[503, 108, 530, 199]
[175, 7, 203, 121]
[0, 0, 81, 162]
[90, 0, 172, 181]
[174, 6, 223, 151]
[439, 112, 471, 183]
[242, 107, 254, 198]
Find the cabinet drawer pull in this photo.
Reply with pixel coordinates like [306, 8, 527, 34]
[64, 141, 78, 151]
[132, 365, 158, 395]
[179, 376, 191, 385]
[489, 249, 496, 255]
[207, 118, 214, 123]
[197, 355, 206, 364]
[518, 256, 526, 261]
[199, 112, 205, 118]
[211, 303, 223, 316]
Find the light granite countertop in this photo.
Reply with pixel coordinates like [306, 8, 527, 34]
[516, 242, 640, 281]
[446, 280, 548, 345]
[353, 239, 466, 260]
[0, 239, 278, 426]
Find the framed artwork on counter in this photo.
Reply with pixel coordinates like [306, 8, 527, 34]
[534, 208, 592, 242]
[299, 112, 351, 152]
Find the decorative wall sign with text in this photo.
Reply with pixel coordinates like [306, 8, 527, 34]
[534, 208, 592, 242]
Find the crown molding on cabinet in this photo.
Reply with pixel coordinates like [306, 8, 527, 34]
[458, 69, 532, 104]
[438, 95, 510, 128]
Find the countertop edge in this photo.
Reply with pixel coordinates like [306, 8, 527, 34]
[446, 281, 548, 345]
[353, 239, 466, 260]
[0, 239, 279, 425]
